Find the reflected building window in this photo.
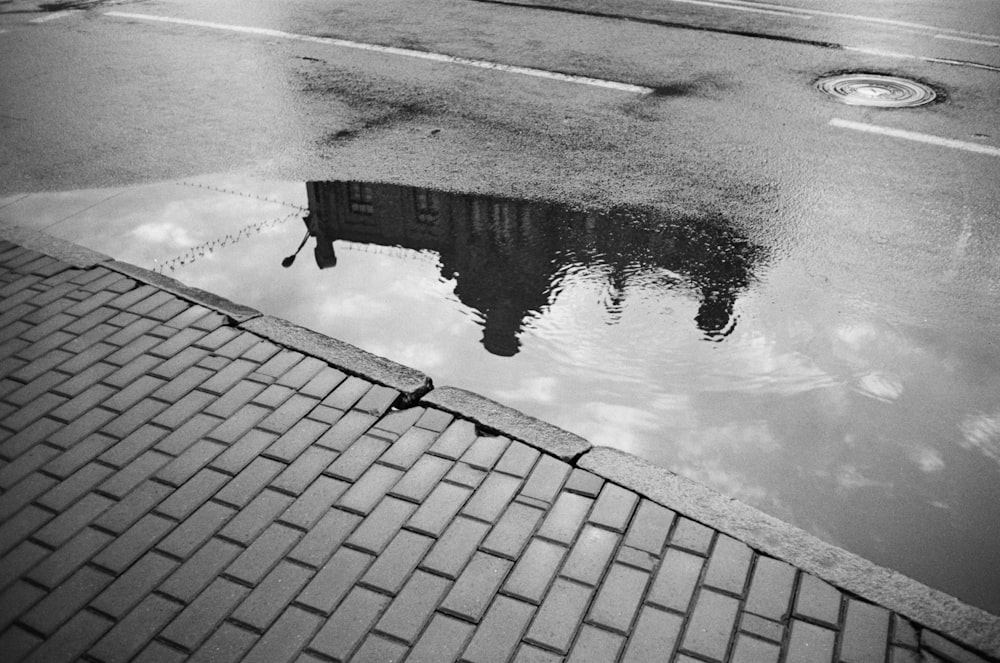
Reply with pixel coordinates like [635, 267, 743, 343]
[414, 189, 439, 226]
[348, 182, 374, 215]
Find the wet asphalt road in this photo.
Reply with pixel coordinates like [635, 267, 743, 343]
[3, 0, 1000, 612]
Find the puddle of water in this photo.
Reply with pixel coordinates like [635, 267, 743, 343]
[3, 175, 999, 616]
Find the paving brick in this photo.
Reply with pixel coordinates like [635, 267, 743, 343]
[230, 560, 313, 631]
[34, 491, 113, 547]
[99, 450, 172, 499]
[203, 379, 265, 419]
[407, 481, 473, 536]
[376, 570, 452, 643]
[101, 375, 165, 413]
[21, 607, 113, 663]
[271, 446, 337, 495]
[732, 633, 781, 663]
[481, 504, 544, 562]
[154, 413, 222, 456]
[680, 589, 740, 661]
[563, 468, 604, 497]
[786, 619, 837, 663]
[158, 501, 236, 559]
[93, 480, 172, 534]
[622, 605, 684, 663]
[0, 443, 60, 490]
[0, 472, 56, 520]
[0, 580, 46, 632]
[149, 345, 209, 380]
[0, 540, 49, 592]
[159, 537, 243, 602]
[278, 475, 350, 529]
[326, 434, 389, 480]
[421, 516, 491, 579]
[841, 599, 890, 663]
[360, 528, 435, 594]
[213, 458, 283, 509]
[210, 429, 278, 475]
[794, 572, 842, 627]
[156, 469, 230, 520]
[94, 513, 174, 573]
[218, 489, 293, 546]
[296, 545, 373, 615]
[205, 403, 269, 444]
[588, 482, 639, 533]
[188, 623, 258, 663]
[87, 593, 183, 663]
[460, 434, 510, 470]
[890, 646, 921, 663]
[0, 416, 61, 461]
[345, 496, 417, 554]
[161, 578, 251, 652]
[353, 383, 399, 416]
[60, 341, 117, 374]
[745, 556, 796, 622]
[401, 613, 472, 663]
[323, 375, 373, 412]
[892, 614, 919, 648]
[18, 328, 72, 360]
[503, 537, 567, 604]
[336, 463, 403, 514]
[225, 523, 301, 585]
[49, 384, 116, 424]
[416, 406, 454, 431]
[29, 526, 113, 589]
[299, 366, 348, 399]
[536, 491, 592, 545]
[315, 410, 378, 451]
[266, 418, 331, 461]
[98, 399, 166, 441]
[4, 392, 66, 431]
[520, 454, 572, 504]
[461, 595, 536, 663]
[6, 370, 65, 408]
[52, 363, 115, 402]
[462, 471, 522, 523]
[135, 640, 189, 663]
[390, 454, 453, 501]
[22, 565, 115, 635]
[562, 524, 620, 585]
[648, 547, 704, 612]
[513, 644, 563, 663]
[445, 460, 487, 488]
[157, 439, 228, 487]
[379, 426, 439, 470]
[703, 534, 753, 595]
[587, 563, 649, 634]
[567, 624, 625, 663]
[105, 333, 160, 367]
[670, 517, 714, 555]
[258, 394, 319, 435]
[103, 355, 161, 390]
[288, 507, 362, 567]
[152, 366, 212, 405]
[91, 551, 178, 618]
[305, 587, 388, 661]
[428, 419, 478, 458]
[440, 551, 513, 622]
[63, 304, 116, 333]
[921, 631, 989, 663]
[99, 424, 168, 469]
[740, 611, 784, 643]
[9, 348, 70, 383]
[0, 504, 53, 557]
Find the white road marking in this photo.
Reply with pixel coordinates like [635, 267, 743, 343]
[29, 10, 78, 23]
[659, 0, 808, 18]
[842, 45, 1000, 72]
[691, 0, 1000, 43]
[105, 11, 653, 94]
[830, 118, 1000, 157]
[934, 34, 1000, 47]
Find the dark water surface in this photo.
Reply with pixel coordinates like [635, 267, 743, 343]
[3, 175, 999, 615]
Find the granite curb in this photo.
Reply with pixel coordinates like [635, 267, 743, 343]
[418, 386, 591, 462]
[3, 227, 998, 661]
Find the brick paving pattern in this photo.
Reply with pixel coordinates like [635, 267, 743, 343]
[0, 239, 995, 662]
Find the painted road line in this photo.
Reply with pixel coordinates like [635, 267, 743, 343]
[689, 0, 1000, 43]
[830, 118, 1000, 157]
[105, 11, 653, 94]
[842, 45, 1000, 73]
[660, 0, 809, 18]
[29, 10, 79, 23]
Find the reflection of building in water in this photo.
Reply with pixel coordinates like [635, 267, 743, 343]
[305, 181, 763, 355]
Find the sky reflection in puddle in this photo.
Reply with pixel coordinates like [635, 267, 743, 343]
[3, 174, 999, 615]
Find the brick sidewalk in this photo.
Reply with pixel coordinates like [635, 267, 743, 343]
[1, 234, 998, 663]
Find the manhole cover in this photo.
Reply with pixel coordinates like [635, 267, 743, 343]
[815, 74, 937, 107]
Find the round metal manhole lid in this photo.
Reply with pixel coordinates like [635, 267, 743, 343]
[815, 74, 937, 107]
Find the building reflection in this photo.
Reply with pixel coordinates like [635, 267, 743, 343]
[298, 181, 763, 356]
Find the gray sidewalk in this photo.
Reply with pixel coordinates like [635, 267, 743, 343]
[1, 226, 998, 663]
